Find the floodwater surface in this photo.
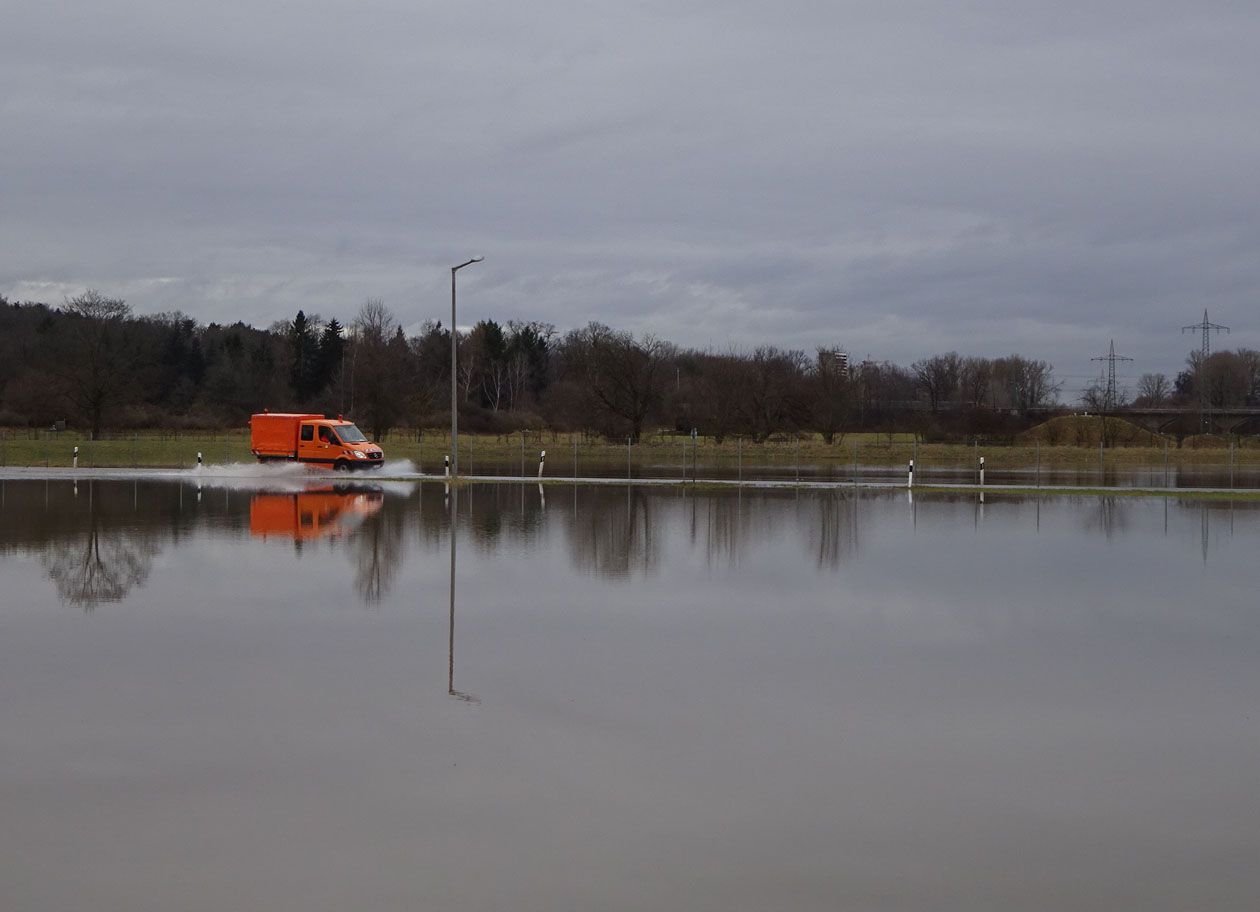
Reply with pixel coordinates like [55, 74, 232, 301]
[1, 478, 1257, 911]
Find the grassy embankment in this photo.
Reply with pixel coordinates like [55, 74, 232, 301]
[0, 416, 1257, 474]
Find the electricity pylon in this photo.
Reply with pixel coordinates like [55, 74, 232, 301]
[1182, 310, 1229, 431]
[1090, 339, 1133, 413]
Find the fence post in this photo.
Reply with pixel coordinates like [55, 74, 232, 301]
[737, 437, 742, 484]
[1164, 439, 1170, 487]
[1035, 441, 1040, 488]
[572, 437, 577, 480]
[1230, 440, 1235, 489]
[626, 437, 632, 480]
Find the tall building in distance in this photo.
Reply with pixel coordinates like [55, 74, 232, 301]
[819, 348, 850, 378]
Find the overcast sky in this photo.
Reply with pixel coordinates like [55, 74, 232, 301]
[4, 1, 1258, 398]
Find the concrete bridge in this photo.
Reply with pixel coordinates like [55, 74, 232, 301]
[1116, 406, 1260, 438]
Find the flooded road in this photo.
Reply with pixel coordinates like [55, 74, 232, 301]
[1, 479, 1258, 911]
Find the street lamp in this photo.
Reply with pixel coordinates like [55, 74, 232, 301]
[450, 256, 483, 476]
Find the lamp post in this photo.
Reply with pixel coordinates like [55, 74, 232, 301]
[450, 256, 483, 477]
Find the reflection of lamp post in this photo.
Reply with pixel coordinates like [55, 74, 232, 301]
[450, 257, 483, 477]
[447, 487, 478, 703]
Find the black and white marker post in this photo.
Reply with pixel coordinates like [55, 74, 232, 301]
[537, 450, 546, 478]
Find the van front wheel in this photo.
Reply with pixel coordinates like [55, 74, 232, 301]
[334, 460, 350, 472]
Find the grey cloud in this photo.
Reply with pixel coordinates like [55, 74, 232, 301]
[4, 1, 1259, 396]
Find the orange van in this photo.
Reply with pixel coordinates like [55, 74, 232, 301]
[250, 412, 385, 469]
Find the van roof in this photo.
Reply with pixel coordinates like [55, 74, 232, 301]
[252, 413, 355, 423]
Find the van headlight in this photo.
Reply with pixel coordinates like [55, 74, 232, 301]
[353, 451, 366, 459]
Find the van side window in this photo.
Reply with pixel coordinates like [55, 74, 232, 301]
[300, 425, 314, 442]
[319, 426, 336, 444]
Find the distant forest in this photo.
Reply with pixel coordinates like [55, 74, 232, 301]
[2, 291, 1257, 442]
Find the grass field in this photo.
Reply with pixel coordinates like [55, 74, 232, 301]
[1, 426, 1258, 476]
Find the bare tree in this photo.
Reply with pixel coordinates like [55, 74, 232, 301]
[691, 350, 750, 442]
[810, 347, 852, 443]
[1135, 373, 1171, 406]
[991, 355, 1060, 414]
[911, 352, 962, 412]
[566, 323, 670, 441]
[1237, 349, 1260, 404]
[736, 347, 808, 442]
[50, 290, 136, 439]
[350, 299, 414, 441]
[1081, 378, 1109, 413]
[504, 351, 528, 411]
[959, 357, 993, 408]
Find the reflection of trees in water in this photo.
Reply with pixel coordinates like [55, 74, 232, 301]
[353, 484, 549, 605]
[806, 491, 858, 570]
[697, 491, 749, 569]
[353, 496, 408, 604]
[460, 483, 546, 548]
[566, 486, 658, 578]
[411, 484, 546, 551]
[38, 495, 158, 609]
[680, 489, 859, 572]
[1082, 496, 1129, 539]
[5, 479, 876, 609]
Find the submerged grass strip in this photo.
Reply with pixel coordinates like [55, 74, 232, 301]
[412, 474, 1260, 502]
[1, 428, 1258, 475]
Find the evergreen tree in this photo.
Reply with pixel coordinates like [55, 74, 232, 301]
[316, 318, 346, 395]
[288, 310, 319, 402]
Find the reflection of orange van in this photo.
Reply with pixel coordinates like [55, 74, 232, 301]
[249, 488, 384, 541]
[250, 412, 384, 469]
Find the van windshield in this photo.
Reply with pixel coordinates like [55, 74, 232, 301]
[337, 424, 368, 444]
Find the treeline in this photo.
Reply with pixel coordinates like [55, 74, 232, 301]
[2, 290, 1244, 443]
